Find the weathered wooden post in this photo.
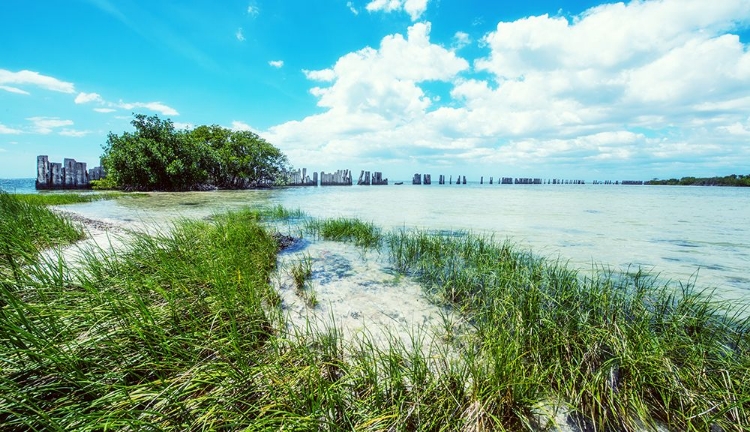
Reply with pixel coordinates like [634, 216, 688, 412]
[36, 155, 50, 189]
[423, 174, 431, 185]
[462, 176, 466, 184]
[489, 177, 493, 184]
[412, 173, 422, 185]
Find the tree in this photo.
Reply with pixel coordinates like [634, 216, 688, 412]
[102, 114, 289, 191]
[189, 126, 289, 188]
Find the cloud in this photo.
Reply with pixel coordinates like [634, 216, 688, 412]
[26, 117, 75, 134]
[0, 124, 23, 134]
[453, 31, 470, 49]
[347, 1, 358, 15]
[269, 60, 284, 68]
[302, 22, 468, 118]
[117, 101, 179, 116]
[74, 92, 104, 104]
[0, 69, 75, 93]
[265, 0, 750, 178]
[0, 85, 30, 95]
[365, 0, 429, 21]
[231, 121, 259, 133]
[94, 108, 116, 113]
[172, 122, 194, 130]
[59, 129, 92, 137]
[247, 4, 259, 16]
[236, 28, 245, 41]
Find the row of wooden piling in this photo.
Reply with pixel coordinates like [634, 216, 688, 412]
[36, 155, 105, 190]
[286, 169, 388, 186]
[284, 168, 644, 187]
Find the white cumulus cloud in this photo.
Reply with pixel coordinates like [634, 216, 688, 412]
[26, 117, 75, 134]
[236, 28, 245, 42]
[0, 69, 75, 93]
[265, 0, 750, 178]
[0, 124, 23, 134]
[0, 85, 30, 95]
[269, 60, 284, 68]
[74, 92, 104, 104]
[59, 129, 91, 137]
[231, 121, 260, 133]
[117, 101, 179, 116]
[366, 0, 429, 21]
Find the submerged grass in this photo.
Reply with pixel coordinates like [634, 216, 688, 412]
[304, 217, 382, 248]
[10, 191, 145, 206]
[2, 198, 748, 431]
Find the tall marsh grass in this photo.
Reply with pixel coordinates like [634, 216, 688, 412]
[383, 229, 750, 430]
[0, 191, 84, 278]
[2, 197, 748, 431]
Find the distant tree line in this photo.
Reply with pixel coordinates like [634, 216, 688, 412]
[646, 174, 750, 187]
[100, 114, 289, 191]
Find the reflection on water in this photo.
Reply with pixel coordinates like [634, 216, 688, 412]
[58, 184, 749, 302]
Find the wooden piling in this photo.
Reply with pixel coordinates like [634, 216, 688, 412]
[36, 155, 98, 190]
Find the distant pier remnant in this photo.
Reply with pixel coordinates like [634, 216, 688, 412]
[462, 176, 467, 184]
[412, 173, 422, 185]
[501, 177, 513, 184]
[371, 171, 388, 185]
[621, 180, 644, 185]
[489, 177, 493, 184]
[423, 174, 431, 185]
[357, 170, 371, 186]
[36, 155, 102, 190]
[286, 168, 317, 186]
[439, 175, 445, 185]
[320, 169, 352, 186]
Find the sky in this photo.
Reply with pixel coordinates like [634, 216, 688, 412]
[1, 0, 749, 181]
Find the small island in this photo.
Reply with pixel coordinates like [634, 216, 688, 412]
[99, 113, 290, 191]
[646, 174, 750, 187]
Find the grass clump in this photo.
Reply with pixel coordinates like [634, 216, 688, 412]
[0, 208, 282, 430]
[291, 254, 317, 307]
[0, 191, 84, 278]
[256, 204, 305, 220]
[304, 217, 381, 248]
[10, 191, 140, 206]
[384, 229, 750, 430]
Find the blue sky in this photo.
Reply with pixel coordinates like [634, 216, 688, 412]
[1, 0, 749, 181]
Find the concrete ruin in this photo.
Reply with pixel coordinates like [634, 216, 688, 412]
[36, 155, 104, 190]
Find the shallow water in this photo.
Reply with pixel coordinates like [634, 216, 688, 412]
[46, 184, 749, 300]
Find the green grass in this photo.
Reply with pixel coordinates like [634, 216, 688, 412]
[11, 191, 145, 206]
[382, 229, 750, 430]
[2, 201, 748, 431]
[0, 191, 84, 278]
[304, 217, 381, 248]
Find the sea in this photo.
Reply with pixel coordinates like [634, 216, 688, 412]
[3, 177, 749, 306]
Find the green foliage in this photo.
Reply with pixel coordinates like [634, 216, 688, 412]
[89, 177, 118, 190]
[0, 191, 83, 278]
[11, 192, 128, 206]
[101, 114, 289, 191]
[191, 125, 289, 189]
[647, 173, 750, 186]
[303, 217, 382, 248]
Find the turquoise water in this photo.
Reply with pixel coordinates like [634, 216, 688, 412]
[0, 178, 36, 194]
[4, 179, 749, 302]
